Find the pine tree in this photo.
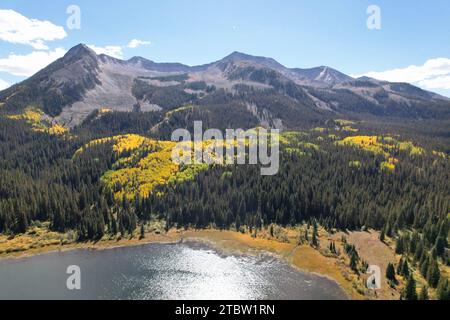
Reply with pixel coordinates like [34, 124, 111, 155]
[329, 241, 337, 254]
[386, 263, 396, 283]
[165, 220, 170, 233]
[311, 220, 319, 247]
[402, 275, 418, 300]
[396, 236, 405, 254]
[420, 254, 430, 278]
[435, 222, 449, 258]
[118, 212, 125, 236]
[350, 253, 359, 274]
[426, 257, 441, 288]
[235, 215, 241, 231]
[436, 277, 450, 300]
[385, 222, 392, 237]
[379, 228, 385, 242]
[110, 213, 117, 236]
[139, 223, 145, 240]
[311, 229, 319, 247]
[401, 259, 410, 277]
[409, 232, 419, 255]
[414, 241, 424, 263]
[435, 236, 447, 258]
[418, 286, 429, 301]
[397, 257, 404, 275]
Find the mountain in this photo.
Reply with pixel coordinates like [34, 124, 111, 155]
[1, 44, 449, 129]
[0, 44, 100, 119]
[291, 66, 354, 86]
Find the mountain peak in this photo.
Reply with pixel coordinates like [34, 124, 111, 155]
[222, 51, 276, 62]
[127, 56, 152, 63]
[217, 51, 285, 72]
[63, 43, 97, 62]
[126, 56, 155, 68]
[67, 43, 96, 56]
[223, 51, 256, 60]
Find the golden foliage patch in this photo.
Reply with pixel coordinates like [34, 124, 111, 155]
[6, 107, 68, 136]
[76, 134, 215, 200]
[337, 135, 427, 171]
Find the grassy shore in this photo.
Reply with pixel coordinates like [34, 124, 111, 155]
[181, 228, 365, 300]
[0, 222, 183, 258]
[0, 223, 417, 300]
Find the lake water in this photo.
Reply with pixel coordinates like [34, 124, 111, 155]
[0, 241, 346, 300]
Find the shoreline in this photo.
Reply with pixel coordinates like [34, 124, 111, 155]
[0, 230, 184, 261]
[179, 235, 352, 299]
[0, 228, 364, 300]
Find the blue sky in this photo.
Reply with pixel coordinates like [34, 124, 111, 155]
[1, 0, 450, 96]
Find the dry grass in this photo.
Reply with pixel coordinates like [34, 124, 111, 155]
[335, 230, 400, 300]
[0, 226, 183, 259]
[183, 228, 366, 300]
[2, 225, 410, 300]
[0, 225, 71, 256]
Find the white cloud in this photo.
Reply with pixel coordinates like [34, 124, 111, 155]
[0, 48, 66, 77]
[127, 39, 151, 49]
[0, 9, 67, 50]
[353, 57, 450, 92]
[0, 78, 10, 90]
[88, 39, 150, 59]
[418, 75, 450, 90]
[87, 45, 123, 59]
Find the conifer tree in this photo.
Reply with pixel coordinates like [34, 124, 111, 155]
[397, 257, 404, 275]
[110, 214, 117, 236]
[418, 286, 429, 301]
[312, 229, 319, 247]
[235, 215, 241, 232]
[414, 241, 424, 263]
[401, 259, 410, 277]
[311, 219, 319, 247]
[379, 228, 385, 242]
[396, 236, 405, 255]
[386, 263, 396, 283]
[402, 275, 418, 300]
[420, 254, 430, 278]
[436, 277, 450, 300]
[426, 258, 441, 288]
[350, 253, 359, 274]
[139, 223, 145, 240]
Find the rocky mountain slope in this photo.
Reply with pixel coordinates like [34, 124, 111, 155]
[1, 44, 449, 129]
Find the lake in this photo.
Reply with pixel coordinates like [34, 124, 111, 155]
[0, 241, 347, 300]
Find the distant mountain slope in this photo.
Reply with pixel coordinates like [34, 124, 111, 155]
[1, 44, 449, 129]
[291, 66, 354, 86]
[0, 44, 100, 118]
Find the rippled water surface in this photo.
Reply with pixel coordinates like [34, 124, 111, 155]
[0, 242, 346, 300]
